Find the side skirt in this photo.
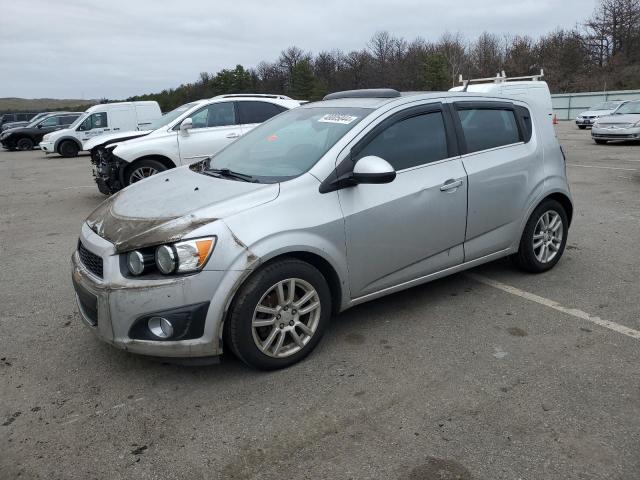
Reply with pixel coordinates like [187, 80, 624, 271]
[347, 248, 512, 308]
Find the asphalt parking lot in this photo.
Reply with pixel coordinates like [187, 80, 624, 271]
[1, 121, 639, 480]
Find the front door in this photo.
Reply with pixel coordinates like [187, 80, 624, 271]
[178, 101, 242, 166]
[78, 112, 109, 142]
[338, 104, 468, 298]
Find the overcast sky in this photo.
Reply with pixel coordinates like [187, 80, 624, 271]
[0, 0, 597, 99]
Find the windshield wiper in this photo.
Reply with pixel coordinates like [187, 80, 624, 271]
[204, 168, 256, 182]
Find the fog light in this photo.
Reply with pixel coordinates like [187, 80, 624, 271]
[148, 316, 174, 339]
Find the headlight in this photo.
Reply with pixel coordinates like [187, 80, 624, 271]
[127, 250, 154, 275]
[42, 134, 51, 141]
[634, 120, 640, 127]
[126, 237, 215, 276]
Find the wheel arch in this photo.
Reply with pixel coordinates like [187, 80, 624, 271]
[545, 192, 573, 226]
[121, 155, 176, 185]
[54, 136, 82, 154]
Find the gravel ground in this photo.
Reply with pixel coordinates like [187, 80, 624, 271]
[1, 122, 639, 480]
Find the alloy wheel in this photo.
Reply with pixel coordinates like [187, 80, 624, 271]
[129, 166, 158, 183]
[533, 210, 563, 264]
[251, 278, 321, 358]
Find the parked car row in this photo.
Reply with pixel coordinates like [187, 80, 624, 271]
[0, 111, 40, 130]
[574, 99, 640, 144]
[71, 78, 574, 370]
[84, 94, 300, 194]
[0, 112, 83, 150]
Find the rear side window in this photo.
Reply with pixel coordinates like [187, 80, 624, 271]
[237, 101, 286, 125]
[355, 111, 449, 170]
[207, 102, 236, 127]
[457, 108, 520, 153]
[515, 105, 533, 143]
[61, 115, 80, 125]
[40, 116, 60, 127]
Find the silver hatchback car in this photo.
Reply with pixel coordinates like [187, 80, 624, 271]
[72, 88, 573, 370]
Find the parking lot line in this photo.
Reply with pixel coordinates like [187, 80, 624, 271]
[567, 163, 637, 171]
[467, 273, 640, 340]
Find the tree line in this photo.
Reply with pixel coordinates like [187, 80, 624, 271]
[127, 0, 640, 111]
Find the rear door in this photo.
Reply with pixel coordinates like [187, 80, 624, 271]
[452, 101, 541, 261]
[236, 101, 287, 134]
[338, 103, 468, 298]
[177, 101, 241, 165]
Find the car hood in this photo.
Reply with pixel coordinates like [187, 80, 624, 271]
[579, 109, 614, 117]
[45, 128, 72, 141]
[596, 113, 640, 124]
[83, 130, 152, 150]
[86, 166, 279, 252]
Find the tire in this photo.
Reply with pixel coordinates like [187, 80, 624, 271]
[511, 199, 568, 273]
[226, 258, 332, 370]
[58, 140, 79, 157]
[125, 159, 167, 186]
[578, 125, 587, 130]
[16, 137, 34, 150]
[594, 139, 608, 145]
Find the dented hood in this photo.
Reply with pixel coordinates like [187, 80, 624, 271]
[86, 166, 279, 252]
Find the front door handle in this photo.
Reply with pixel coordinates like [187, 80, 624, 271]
[226, 132, 240, 139]
[440, 179, 463, 191]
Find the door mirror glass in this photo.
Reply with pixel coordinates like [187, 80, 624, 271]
[37, 124, 43, 129]
[353, 155, 396, 185]
[180, 117, 193, 133]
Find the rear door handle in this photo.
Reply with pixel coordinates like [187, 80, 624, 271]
[440, 179, 463, 191]
[226, 133, 240, 139]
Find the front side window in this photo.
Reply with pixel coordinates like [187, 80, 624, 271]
[237, 101, 286, 124]
[355, 111, 449, 170]
[206, 107, 371, 183]
[39, 116, 60, 127]
[79, 112, 108, 131]
[457, 108, 520, 153]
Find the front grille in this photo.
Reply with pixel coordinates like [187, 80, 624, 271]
[78, 242, 104, 278]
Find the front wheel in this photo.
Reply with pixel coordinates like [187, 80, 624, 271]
[511, 199, 568, 273]
[58, 140, 79, 157]
[16, 137, 34, 150]
[125, 159, 166, 186]
[226, 259, 332, 370]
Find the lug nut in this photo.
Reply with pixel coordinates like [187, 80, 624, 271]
[292, 309, 297, 314]
[276, 314, 281, 319]
[289, 320, 294, 326]
[283, 306, 288, 311]
[279, 323, 285, 329]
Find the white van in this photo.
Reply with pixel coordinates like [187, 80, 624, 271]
[450, 71, 554, 125]
[39, 101, 161, 157]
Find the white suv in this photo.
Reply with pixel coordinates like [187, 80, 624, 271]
[94, 95, 300, 194]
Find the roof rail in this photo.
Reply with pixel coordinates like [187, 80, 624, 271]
[323, 89, 401, 101]
[459, 69, 544, 91]
[212, 93, 293, 100]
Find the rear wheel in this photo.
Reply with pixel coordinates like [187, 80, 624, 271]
[125, 159, 167, 186]
[594, 139, 608, 145]
[16, 137, 34, 150]
[226, 259, 331, 370]
[511, 199, 568, 273]
[58, 140, 79, 157]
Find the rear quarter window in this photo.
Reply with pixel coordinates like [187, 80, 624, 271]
[457, 107, 521, 153]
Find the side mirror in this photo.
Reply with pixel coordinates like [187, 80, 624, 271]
[37, 124, 43, 129]
[352, 155, 396, 185]
[180, 118, 193, 133]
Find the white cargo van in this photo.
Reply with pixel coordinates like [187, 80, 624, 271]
[450, 71, 554, 125]
[39, 101, 161, 157]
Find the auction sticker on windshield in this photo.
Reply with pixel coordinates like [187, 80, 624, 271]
[318, 114, 359, 124]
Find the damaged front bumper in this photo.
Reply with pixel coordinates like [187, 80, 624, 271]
[90, 147, 126, 195]
[71, 223, 248, 358]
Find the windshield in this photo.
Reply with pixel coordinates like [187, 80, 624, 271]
[205, 107, 372, 183]
[592, 102, 620, 111]
[148, 102, 198, 130]
[614, 102, 640, 115]
[25, 113, 47, 127]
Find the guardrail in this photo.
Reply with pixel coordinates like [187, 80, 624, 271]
[552, 89, 640, 120]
